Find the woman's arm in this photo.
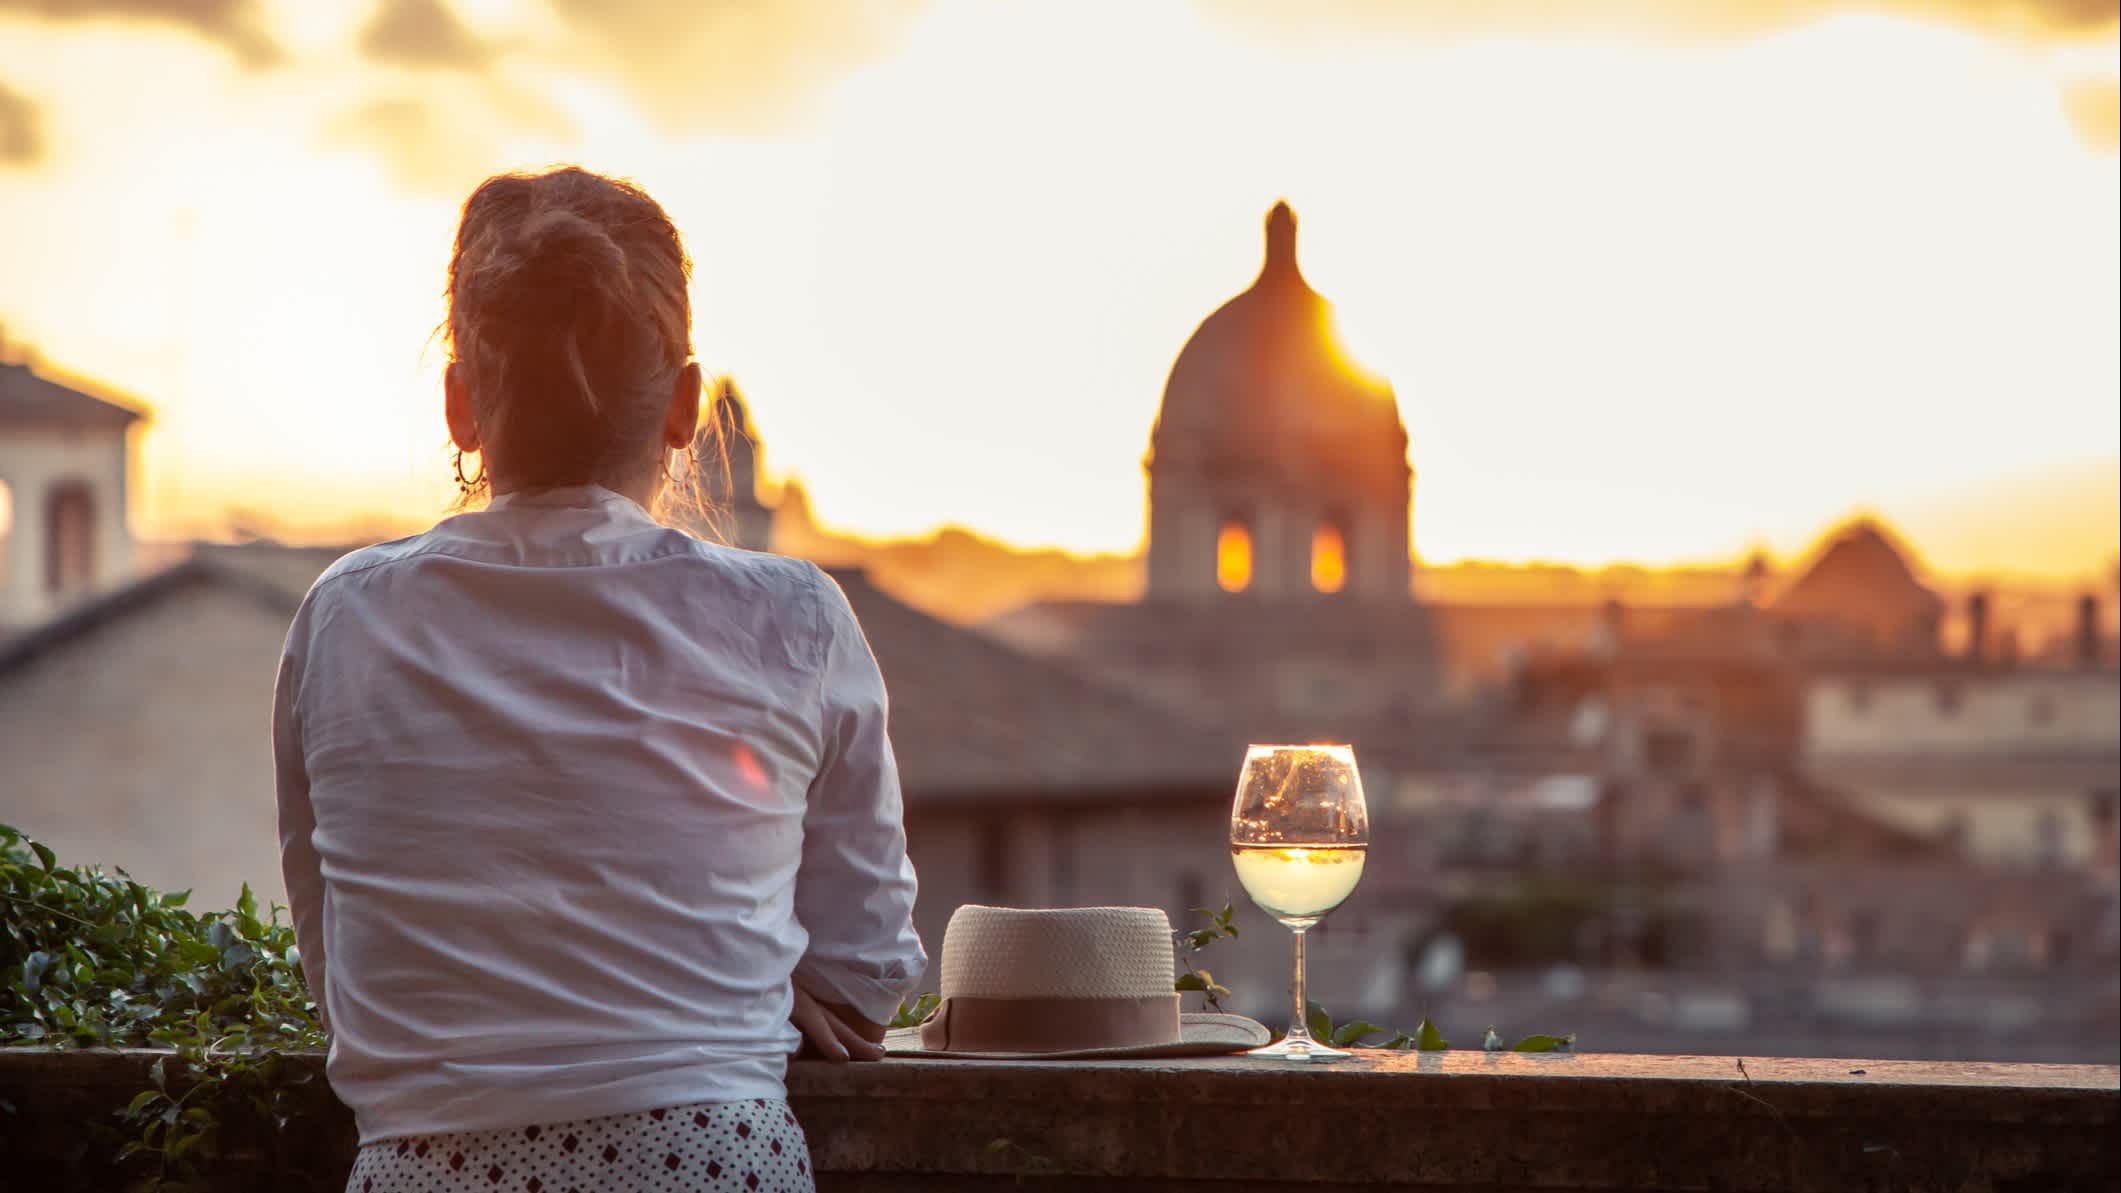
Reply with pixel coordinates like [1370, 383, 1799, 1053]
[790, 569, 926, 1039]
[272, 635, 330, 1033]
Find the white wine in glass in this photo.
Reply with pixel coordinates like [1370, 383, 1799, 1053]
[1230, 744, 1370, 1061]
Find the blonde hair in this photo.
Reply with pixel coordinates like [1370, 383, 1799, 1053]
[445, 166, 720, 526]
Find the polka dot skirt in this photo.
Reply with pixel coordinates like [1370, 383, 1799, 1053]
[346, 1098, 813, 1193]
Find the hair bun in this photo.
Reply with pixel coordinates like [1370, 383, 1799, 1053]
[445, 166, 693, 493]
[498, 207, 630, 325]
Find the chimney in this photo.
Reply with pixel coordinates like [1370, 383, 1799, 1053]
[1965, 592, 1990, 662]
[2079, 593, 2102, 666]
[1599, 598, 1626, 650]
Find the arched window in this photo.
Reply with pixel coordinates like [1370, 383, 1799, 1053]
[1311, 522, 1347, 594]
[1216, 521, 1253, 593]
[0, 479, 13, 589]
[45, 480, 95, 596]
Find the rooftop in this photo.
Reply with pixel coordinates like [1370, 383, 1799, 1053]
[0, 358, 147, 429]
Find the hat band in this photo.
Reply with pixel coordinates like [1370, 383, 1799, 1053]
[919, 993, 1181, 1053]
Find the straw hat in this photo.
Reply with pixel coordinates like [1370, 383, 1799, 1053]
[882, 905, 1270, 1060]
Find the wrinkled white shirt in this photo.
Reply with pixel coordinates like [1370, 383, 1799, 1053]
[273, 485, 924, 1144]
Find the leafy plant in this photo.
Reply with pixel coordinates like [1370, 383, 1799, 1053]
[2, 823, 337, 1190]
[889, 991, 941, 1030]
[1180, 906, 1575, 1055]
[1174, 903, 1239, 1012]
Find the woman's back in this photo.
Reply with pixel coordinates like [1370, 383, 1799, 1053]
[281, 484, 923, 1140]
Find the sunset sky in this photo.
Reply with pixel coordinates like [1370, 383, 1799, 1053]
[1, 0, 2116, 579]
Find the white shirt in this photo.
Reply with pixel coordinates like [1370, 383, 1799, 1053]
[273, 485, 924, 1144]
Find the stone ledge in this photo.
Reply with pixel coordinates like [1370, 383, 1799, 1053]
[4, 1047, 2116, 1191]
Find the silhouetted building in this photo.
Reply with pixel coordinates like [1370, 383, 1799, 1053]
[990, 203, 1441, 762]
[689, 379, 774, 553]
[1770, 519, 1945, 655]
[1146, 201, 1410, 604]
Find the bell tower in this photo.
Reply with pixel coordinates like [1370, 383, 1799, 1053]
[0, 349, 144, 628]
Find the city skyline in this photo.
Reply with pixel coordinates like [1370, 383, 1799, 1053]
[1, 0, 2116, 578]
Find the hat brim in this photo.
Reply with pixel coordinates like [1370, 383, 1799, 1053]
[882, 1011, 1271, 1060]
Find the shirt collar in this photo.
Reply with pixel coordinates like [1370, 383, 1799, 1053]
[486, 484, 651, 518]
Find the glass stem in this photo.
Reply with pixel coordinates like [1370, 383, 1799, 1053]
[1287, 926, 1311, 1048]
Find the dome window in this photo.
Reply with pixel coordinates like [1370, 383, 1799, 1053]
[1312, 522, 1347, 594]
[1216, 521, 1253, 593]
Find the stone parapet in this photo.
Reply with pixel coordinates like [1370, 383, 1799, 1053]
[3, 1047, 2115, 1190]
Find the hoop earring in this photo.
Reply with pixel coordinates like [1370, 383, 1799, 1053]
[453, 449, 486, 493]
[660, 440, 694, 483]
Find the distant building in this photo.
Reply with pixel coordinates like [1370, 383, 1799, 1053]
[0, 354, 145, 629]
[687, 378, 774, 553]
[1769, 518, 1946, 656]
[1802, 658, 2119, 869]
[989, 203, 1442, 763]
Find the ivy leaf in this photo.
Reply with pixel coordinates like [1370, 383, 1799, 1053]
[1174, 973, 1209, 992]
[985, 1138, 1014, 1155]
[30, 840, 56, 873]
[21, 951, 52, 995]
[1512, 1034, 1576, 1053]
[1415, 1019, 1449, 1051]
[1305, 1000, 1333, 1042]
[1332, 1020, 1387, 1047]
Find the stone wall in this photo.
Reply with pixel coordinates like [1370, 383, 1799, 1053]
[4, 1047, 2114, 1191]
[0, 577, 294, 907]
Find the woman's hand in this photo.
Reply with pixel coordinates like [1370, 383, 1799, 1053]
[790, 983, 886, 1062]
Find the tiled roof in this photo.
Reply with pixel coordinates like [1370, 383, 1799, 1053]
[0, 553, 300, 676]
[0, 361, 146, 428]
[828, 570, 1236, 801]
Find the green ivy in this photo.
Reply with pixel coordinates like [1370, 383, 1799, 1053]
[1, 823, 337, 1190]
[1204, 906, 1577, 1054]
[889, 992, 941, 1030]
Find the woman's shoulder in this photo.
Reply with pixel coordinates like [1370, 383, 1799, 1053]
[675, 536, 839, 603]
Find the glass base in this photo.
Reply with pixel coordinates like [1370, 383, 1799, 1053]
[1246, 1035, 1357, 1062]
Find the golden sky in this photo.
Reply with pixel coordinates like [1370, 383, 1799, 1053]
[1, 0, 2116, 579]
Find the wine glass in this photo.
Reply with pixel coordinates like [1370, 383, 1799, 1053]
[1230, 743, 1370, 1061]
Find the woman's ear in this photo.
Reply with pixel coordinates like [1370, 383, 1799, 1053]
[664, 361, 704, 450]
[444, 362, 482, 454]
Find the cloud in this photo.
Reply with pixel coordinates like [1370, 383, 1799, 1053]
[323, 96, 497, 196]
[2062, 77, 2120, 152]
[1205, 0, 2118, 44]
[0, 80, 40, 166]
[358, 0, 493, 72]
[0, 0, 280, 66]
[322, 85, 575, 197]
[545, 0, 931, 134]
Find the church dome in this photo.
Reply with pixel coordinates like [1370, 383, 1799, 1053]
[1773, 519, 1943, 650]
[1151, 202, 1401, 468]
